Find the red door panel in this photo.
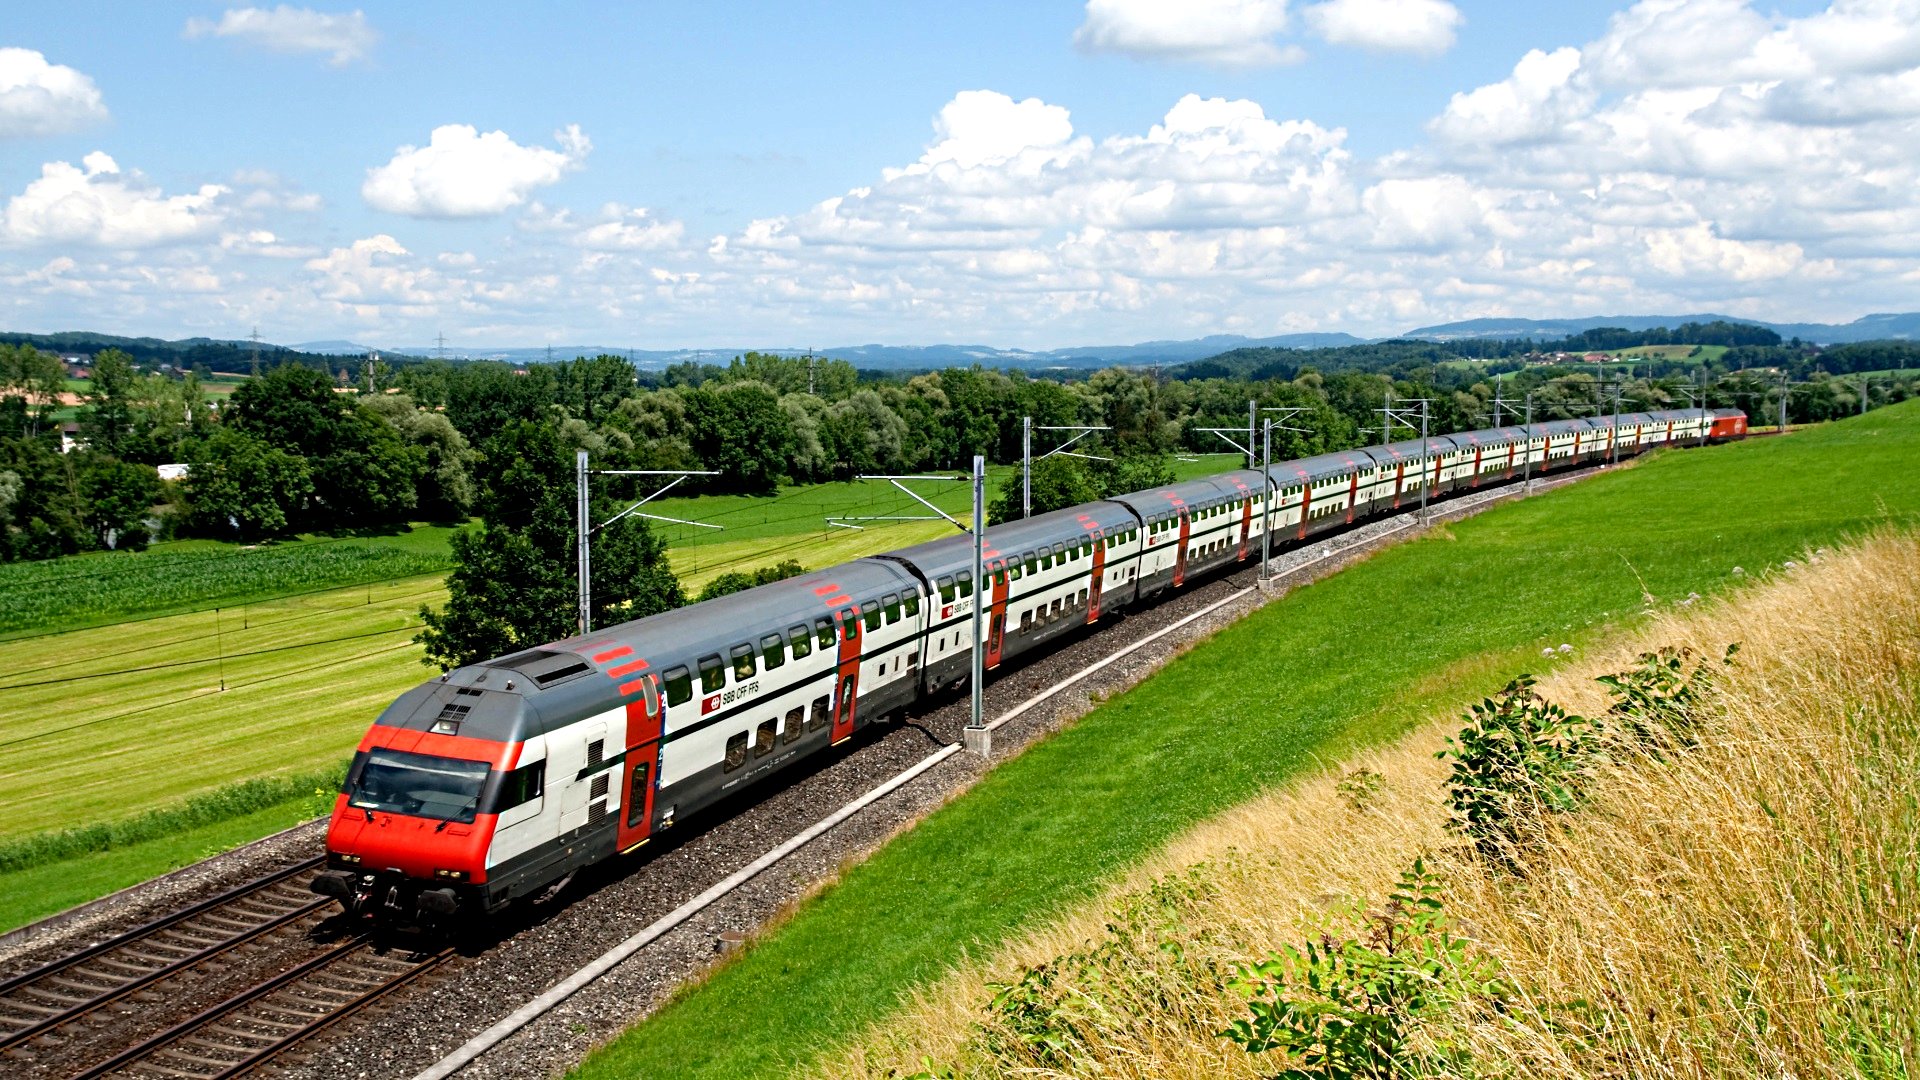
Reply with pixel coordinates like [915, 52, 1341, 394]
[985, 561, 1008, 669]
[616, 681, 660, 853]
[1173, 508, 1191, 587]
[833, 608, 859, 744]
[1088, 537, 1106, 622]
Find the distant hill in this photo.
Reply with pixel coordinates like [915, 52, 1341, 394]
[386, 333, 1370, 371]
[1404, 312, 1920, 344]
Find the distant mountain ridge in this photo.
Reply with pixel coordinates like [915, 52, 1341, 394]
[378, 332, 1368, 370]
[1402, 312, 1920, 344]
[14, 312, 1918, 373]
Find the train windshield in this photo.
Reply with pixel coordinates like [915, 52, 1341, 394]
[347, 748, 489, 823]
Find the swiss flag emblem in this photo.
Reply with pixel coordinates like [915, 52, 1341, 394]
[942, 605, 953, 618]
[701, 694, 722, 715]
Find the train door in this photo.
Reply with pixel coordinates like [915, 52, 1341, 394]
[1345, 473, 1358, 524]
[1237, 498, 1252, 560]
[1172, 507, 1192, 587]
[985, 560, 1008, 669]
[1296, 483, 1313, 541]
[616, 678, 661, 853]
[1088, 533, 1106, 622]
[833, 606, 859, 744]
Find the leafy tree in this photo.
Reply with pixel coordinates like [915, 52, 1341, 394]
[990, 455, 1100, 524]
[694, 559, 809, 602]
[312, 409, 422, 525]
[0, 344, 67, 438]
[81, 349, 138, 456]
[682, 380, 796, 493]
[75, 454, 161, 550]
[227, 364, 346, 459]
[1096, 453, 1176, 496]
[181, 429, 313, 540]
[362, 394, 476, 521]
[418, 421, 683, 669]
[0, 435, 88, 559]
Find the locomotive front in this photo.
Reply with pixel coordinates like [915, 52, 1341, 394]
[311, 675, 526, 921]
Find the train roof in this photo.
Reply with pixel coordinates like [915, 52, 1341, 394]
[1109, 475, 1248, 521]
[1448, 426, 1530, 447]
[877, 499, 1138, 579]
[1375, 436, 1462, 461]
[1269, 448, 1375, 483]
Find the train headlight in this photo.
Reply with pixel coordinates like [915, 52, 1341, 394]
[434, 868, 468, 880]
[337, 853, 361, 865]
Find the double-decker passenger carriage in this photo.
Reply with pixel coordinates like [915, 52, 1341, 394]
[314, 408, 1743, 921]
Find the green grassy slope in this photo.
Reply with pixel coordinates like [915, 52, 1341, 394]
[0, 574, 445, 841]
[577, 402, 1920, 1080]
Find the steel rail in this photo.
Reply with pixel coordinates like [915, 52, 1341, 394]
[68, 934, 454, 1080]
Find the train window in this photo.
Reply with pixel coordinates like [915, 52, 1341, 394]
[1025, 554, 1038, 576]
[755, 719, 776, 757]
[1079, 588, 1089, 604]
[1020, 610, 1033, 634]
[904, 592, 920, 616]
[937, 575, 955, 603]
[724, 732, 748, 772]
[731, 644, 756, 681]
[784, 706, 804, 744]
[663, 666, 692, 706]
[817, 616, 836, 649]
[1008, 562, 1022, 581]
[625, 761, 651, 828]
[499, 760, 545, 810]
[883, 594, 901, 623]
[789, 625, 811, 660]
[699, 656, 724, 694]
[957, 570, 973, 597]
[994, 568, 1007, 587]
[809, 696, 830, 731]
[1041, 552, 1053, 570]
[761, 633, 785, 670]
[863, 600, 881, 632]
[841, 610, 859, 639]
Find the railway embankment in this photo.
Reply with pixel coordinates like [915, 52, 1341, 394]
[826, 526, 1920, 1080]
[573, 401, 1920, 1080]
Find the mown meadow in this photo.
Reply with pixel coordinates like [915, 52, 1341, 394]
[574, 400, 1920, 1080]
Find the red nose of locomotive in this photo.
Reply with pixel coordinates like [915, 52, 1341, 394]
[312, 729, 513, 920]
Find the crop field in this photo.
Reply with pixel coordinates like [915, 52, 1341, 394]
[0, 572, 447, 844]
[1612, 343, 1729, 362]
[0, 527, 459, 638]
[576, 401, 1920, 1080]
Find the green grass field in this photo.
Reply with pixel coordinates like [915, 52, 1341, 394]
[575, 401, 1920, 1080]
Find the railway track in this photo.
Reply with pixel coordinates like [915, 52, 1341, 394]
[0, 857, 330, 1057]
[72, 933, 455, 1079]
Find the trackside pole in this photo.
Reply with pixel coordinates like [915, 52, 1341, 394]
[1021, 416, 1032, 519]
[577, 451, 591, 634]
[964, 455, 991, 757]
[1523, 393, 1534, 496]
[1260, 419, 1273, 582]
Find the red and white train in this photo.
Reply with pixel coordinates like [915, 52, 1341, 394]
[313, 408, 1747, 919]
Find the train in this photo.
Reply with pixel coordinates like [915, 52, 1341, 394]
[312, 407, 1748, 920]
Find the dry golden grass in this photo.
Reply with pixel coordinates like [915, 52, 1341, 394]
[820, 530, 1920, 1080]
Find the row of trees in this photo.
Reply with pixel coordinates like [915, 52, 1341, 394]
[5, 336, 1917, 565]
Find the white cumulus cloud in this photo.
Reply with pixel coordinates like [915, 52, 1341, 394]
[363, 124, 590, 218]
[0, 48, 108, 137]
[2, 152, 227, 247]
[1429, 47, 1587, 145]
[185, 6, 377, 66]
[1303, 0, 1464, 56]
[1073, 0, 1304, 67]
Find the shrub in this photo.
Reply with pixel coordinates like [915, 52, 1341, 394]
[1438, 675, 1599, 864]
[1220, 860, 1506, 1079]
[1596, 643, 1737, 751]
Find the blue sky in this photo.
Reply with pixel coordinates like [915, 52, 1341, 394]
[0, 0, 1911, 349]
